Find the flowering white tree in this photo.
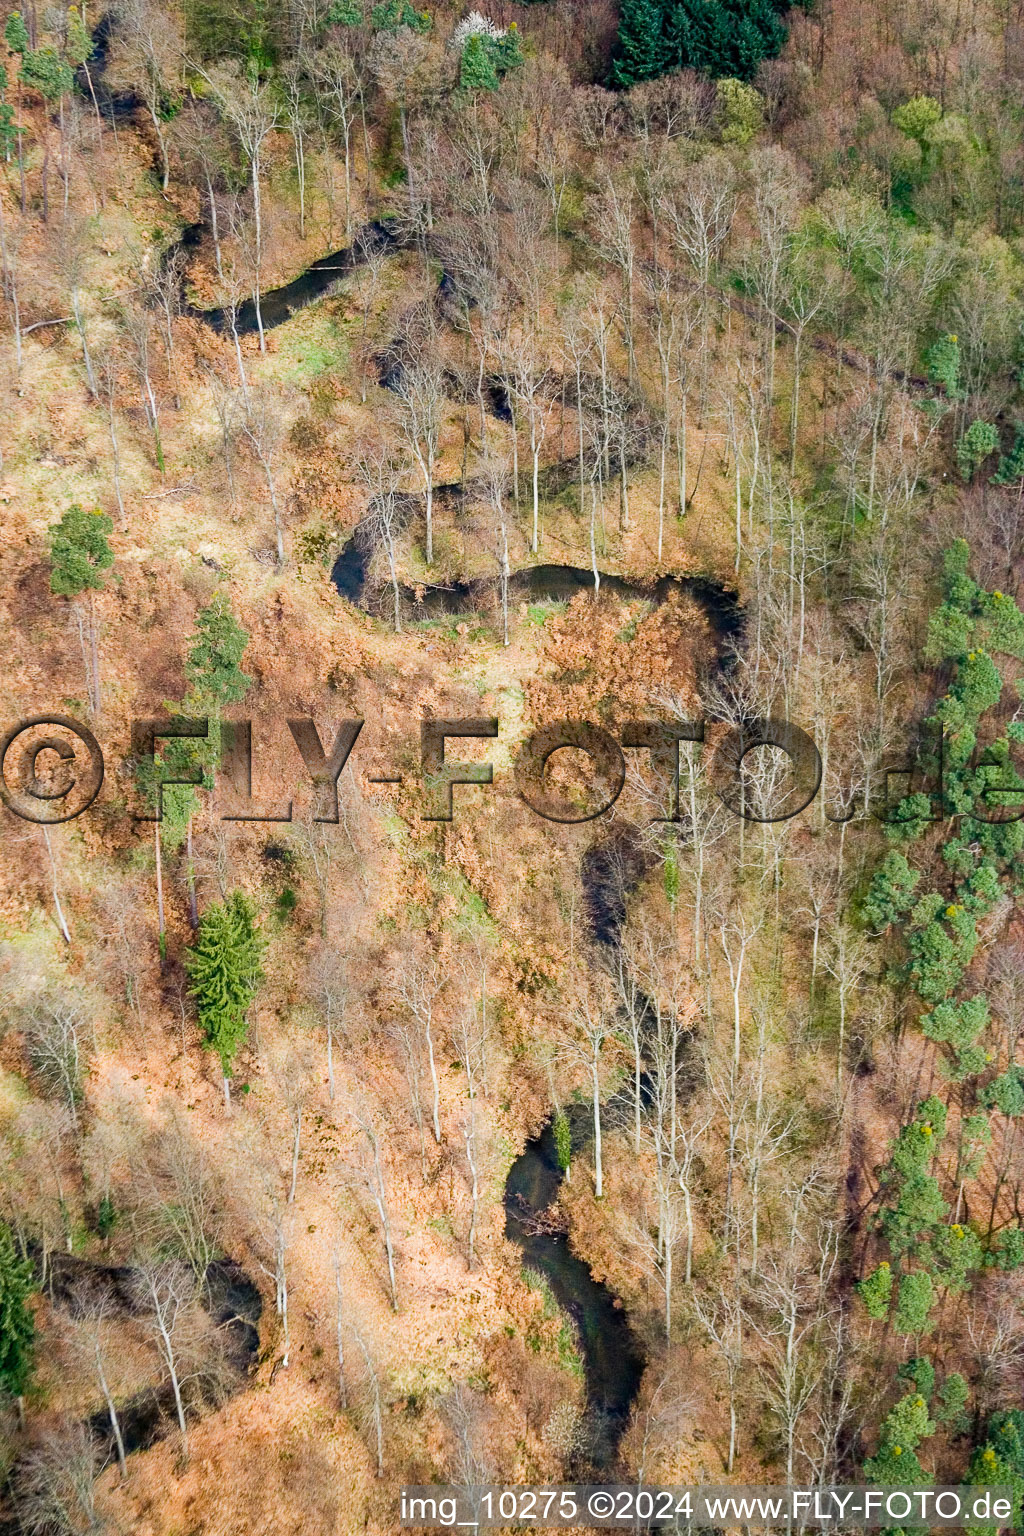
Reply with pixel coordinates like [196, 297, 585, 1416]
[451, 11, 505, 49]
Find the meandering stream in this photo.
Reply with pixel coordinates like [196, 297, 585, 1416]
[75, 33, 739, 1476]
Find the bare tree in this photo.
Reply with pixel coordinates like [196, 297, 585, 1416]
[479, 450, 512, 647]
[332, 1246, 348, 1410]
[281, 59, 312, 241]
[353, 226, 391, 404]
[751, 1228, 840, 1484]
[95, 351, 126, 526]
[717, 912, 764, 1072]
[209, 66, 282, 351]
[134, 1259, 197, 1455]
[352, 1322, 384, 1476]
[240, 388, 288, 564]
[443, 1381, 496, 1486]
[118, 296, 165, 473]
[308, 45, 360, 242]
[171, 103, 233, 281]
[353, 1107, 398, 1311]
[388, 341, 445, 566]
[357, 433, 408, 631]
[621, 1368, 697, 1488]
[967, 1294, 1024, 1419]
[146, 243, 186, 411]
[65, 1289, 128, 1475]
[663, 150, 736, 411]
[500, 325, 556, 553]
[139, 1103, 223, 1284]
[821, 918, 869, 1088]
[0, 182, 24, 384]
[309, 945, 348, 1102]
[389, 948, 447, 1146]
[462, 1111, 480, 1272]
[692, 1281, 745, 1473]
[22, 990, 89, 1130]
[114, 0, 181, 192]
[564, 987, 616, 1199]
[56, 220, 97, 399]
[14, 1421, 107, 1536]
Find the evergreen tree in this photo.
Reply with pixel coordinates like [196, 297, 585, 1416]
[956, 419, 999, 482]
[898, 1356, 936, 1398]
[0, 65, 15, 159]
[864, 1390, 935, 1484]
[924, 332, 963, 399]
[857, 1260, 893, 1319]
[0, 1220, 35, 1402]
[47, 504, 114, 597]
[19, 45, 73, 102]
[935, 1373, 969, 1431]
[138, 594, 250, 944]
[861, 851, 920, 931]
[186, 891, 265, 1107]
[992, 1226, 1024, 1271]
[371, 0, 429, 32]
[612, 0, 795, 86]
[186, 592, 251, 710]
[460, 33, 499, 92]
[611, 0, 667, 86]
[894, 1270, 936, 1336]
[66, 7, 93, 68]
[3, 11, 29, 54]
[48, 505, 113, 714]
[967, 1417, 1024, 1521]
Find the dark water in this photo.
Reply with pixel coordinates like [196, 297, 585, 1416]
[581, 825, 650, 949]
[73, 22, 721, 1479]
[196, 222, 400, 336]
[74, 11, 141, 120]
[3, 1251, 261, 1504]
[331, 530, 743, 642]
[499, 589, 728, 1470]
[504, 1108, 646, 1471]
[81, 1258, 261, 1456]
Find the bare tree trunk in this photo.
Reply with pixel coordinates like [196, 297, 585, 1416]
[333, 1251, 348, 1409]
[88, 590, 101, 715]
[464, 1115, 479, 1270]
[154, 821, 166, 957]
[591, 1052, 603, 1198]
[353, 1325, 384, 1476]
[363, 1123, 398, 1309]
[424, 1019, 441, 1144]
[0, 183, 23, 381]
[43, 827, 71, 943]
[186, 817, 198, 929]
[94, 1344, 127, 1474]
[229, 305, 248, 400]
[424, 475, 433, 566]
[71, 287, 98, 397]
[277, 1222, 289, 1366]
[288, 1102, 302, 1204]
[103, 373, 125, 526]
[590, 480, 600, 594]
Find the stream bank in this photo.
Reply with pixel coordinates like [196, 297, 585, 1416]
[0, 1252, 261, 1532]
[331, 525, 743, 640]
[502, 591, 732, 1473]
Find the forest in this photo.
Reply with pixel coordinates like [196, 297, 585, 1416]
[1, 0, 1024, 1529]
